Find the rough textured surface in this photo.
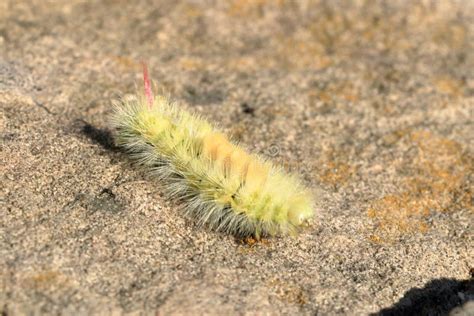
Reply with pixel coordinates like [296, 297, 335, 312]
[1, 0, 473, 315]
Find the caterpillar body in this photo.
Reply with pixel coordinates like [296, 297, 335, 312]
[110, 66, 314, 237]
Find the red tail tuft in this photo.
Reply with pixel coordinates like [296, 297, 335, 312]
[142, 62, 154, 109]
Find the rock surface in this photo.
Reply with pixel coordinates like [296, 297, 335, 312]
[1, 0, 473, 315]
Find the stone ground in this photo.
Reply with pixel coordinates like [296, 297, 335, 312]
[1, 0, 473, 315]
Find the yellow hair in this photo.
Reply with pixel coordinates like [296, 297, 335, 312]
[110, 91, 313, 237]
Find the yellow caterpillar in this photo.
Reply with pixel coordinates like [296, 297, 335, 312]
[110, 66, 313, 237]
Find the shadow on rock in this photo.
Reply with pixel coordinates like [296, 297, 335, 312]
[77, 119, 119, 152]
[374, 277, 474, 316]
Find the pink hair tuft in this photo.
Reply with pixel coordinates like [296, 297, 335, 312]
[142, 62, 154, 108]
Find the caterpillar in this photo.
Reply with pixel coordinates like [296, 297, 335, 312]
[110, 65, 314, 238]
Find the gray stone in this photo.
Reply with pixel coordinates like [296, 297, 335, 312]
[1, 0, 473, 314]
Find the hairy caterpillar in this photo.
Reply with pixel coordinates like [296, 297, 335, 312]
[110, 65, 314, 237]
